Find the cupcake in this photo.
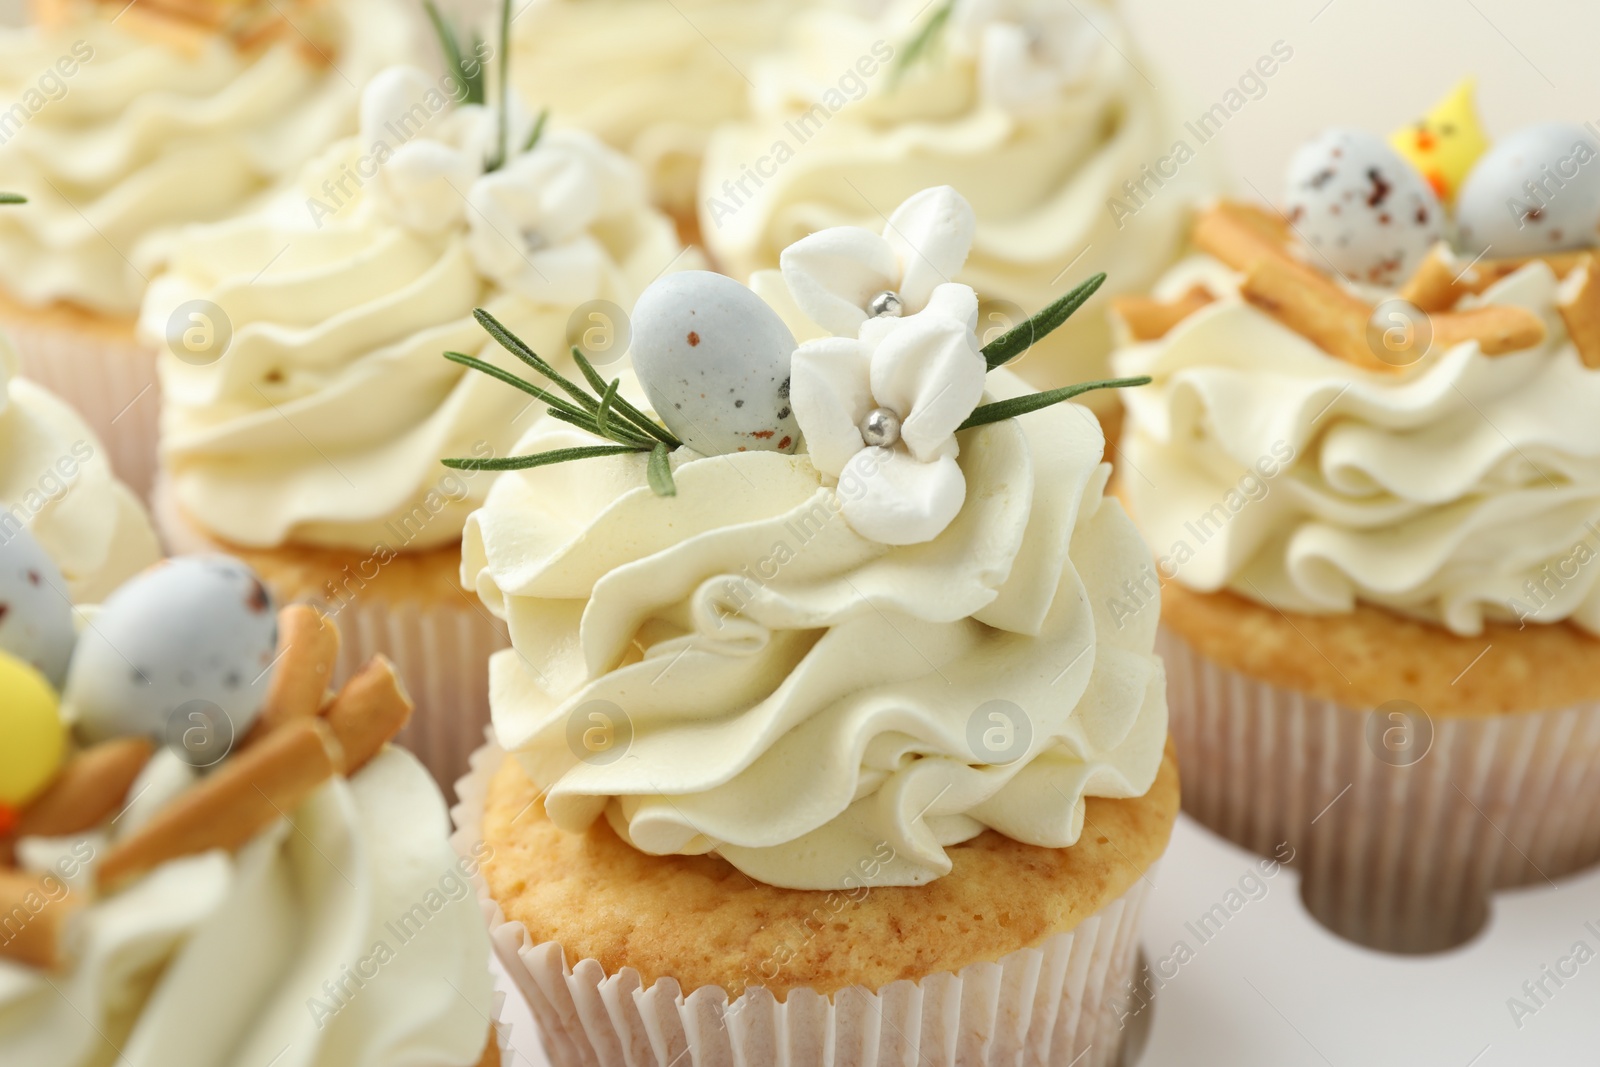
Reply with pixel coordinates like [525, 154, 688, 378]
[1110, 86, 1600, 952]
[0, 556, 503, 1066]
[0, 0, 420, 496]
[508, 0, 795, 235]
[454, 186, 1176, 1066]
[699, 0, 1225, 412]
[0, 332, 159, 602]
[141, 56, 690, 789]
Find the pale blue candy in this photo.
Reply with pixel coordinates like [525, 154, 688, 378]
[0, 526, 75, 690]
[630, 271, 800, 456]
[66, 556, 278, 750]
[1457, 123, 1600, 257]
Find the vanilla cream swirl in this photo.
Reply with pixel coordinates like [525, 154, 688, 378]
[463, 370, 1167, 889]
[143, 123, 683, 551]
[0, 0, 417, 317]
[0, 336, 159, 600]
[0, 748, 494, 1067]
[700, 0, 1220, 388]
[1115, 256, 1600, 636]
[509, 0, 796, 218]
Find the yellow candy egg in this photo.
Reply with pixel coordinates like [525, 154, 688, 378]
[0, 648, 65, 809]
[1389, 78, 1491, 205]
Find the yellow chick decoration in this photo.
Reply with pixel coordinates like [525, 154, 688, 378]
[0, 649, 66, 834]
[1390, 78, 1491, 205]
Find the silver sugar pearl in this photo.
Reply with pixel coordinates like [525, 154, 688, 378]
[859, 406, 902, 448]
[867, 290, 904, 319]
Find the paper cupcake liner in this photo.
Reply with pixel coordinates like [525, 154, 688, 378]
[1159, 625, 1600, 953]
[5, 315, 159, 500]
[452, 739, 1151, 1067]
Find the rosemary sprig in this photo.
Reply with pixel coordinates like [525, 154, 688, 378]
[486, 0, 513, 171]
[423, 0, 485, 105]
[0, 193, 25, 204]
[892, 0, 955, 86]
[524, 108, 550, 153]
[982, 273, 1106, 370]
[958, 376, 1151, 432]
[443, 310, 681, 493]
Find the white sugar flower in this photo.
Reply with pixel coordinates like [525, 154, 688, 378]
[949, 0, 1104, 115]
[791, 281, 988, 545]
[359, 66, 495, 234]
[780, 185, 976, 338]
[465, 130, 645, 305]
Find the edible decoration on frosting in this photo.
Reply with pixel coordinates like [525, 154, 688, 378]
[35, 0, 338, 57]
[247, 603, 341, 740]
[0, 650, 65, 821]
[898, 0, 1105, 115]
[791, 282, 987, 545]
[1455, 123, 1600, 257]
[779, 186, 977, 338]
[64, 557, 279, 747]
[0, 526, 76, 690]
[630, 271, 801, 456]
[1285, 128, 1443, 286]
[1111, 284, 1215, 341]
[1389, 78, 1490, 204]
[1183, 200, 1545, 371]
[446, 186, 1146, 542]
[0, 739, 153, 864]
[0, 597, 412, 966]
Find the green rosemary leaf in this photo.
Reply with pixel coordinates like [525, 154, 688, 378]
[596, 378, 620, 439]
[0, 193, 25, 204]
[523, 108, 550, 153]
[485, 0, 513, 172]
[474, 309, 598, 411]
[647, 441, 677, 497]
[892, 0, 954, 86]
[443, 351, 590, 421]
[982, 273, 1107, 371]
[442, 444, 643, 472]
[569, 347, 683, 448]
[542, 405, 655, 448]
[957, 376, 1151, 431]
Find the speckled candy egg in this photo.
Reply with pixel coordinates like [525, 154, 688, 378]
[630, 271, 800, 456]
[1456, 123, 1600, 257]
[0, 526, 76, 690]
[1285, 128, 1444, 286]
[65, 556, 279, 748]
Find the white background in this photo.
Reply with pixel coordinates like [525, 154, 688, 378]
[1121, 0, 1600, 198]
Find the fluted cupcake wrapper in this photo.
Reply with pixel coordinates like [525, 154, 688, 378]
[452, 738, 1151, 1067]
[1159, 625, 1600, 954]
[6, 316, 159, 500]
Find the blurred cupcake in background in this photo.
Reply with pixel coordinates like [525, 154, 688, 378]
[453, 189, 1176, 1067]
[508, 0, 797, 239]
[0, 0, 421, 496]
[0, 333, 158, 604]
[141, 37, 689, 789]
[700, 0, 1226, 421]
[1110, 84, 1600, 953]
[0, 556, 502, 1066]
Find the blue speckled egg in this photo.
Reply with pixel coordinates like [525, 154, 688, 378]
[630, 271, 800, 456]
[1285, 128, 1444, 286]
[0, 527, 75, 690]
[1456, 123, 1600, 257]
[65, 556, 279, 747]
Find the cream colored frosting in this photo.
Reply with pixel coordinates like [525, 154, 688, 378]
[0, 335, 159, 601]
[142, 113, 685, 551]
[509, 0, 796, 218]
[0, 0, 418, 317]
[700, 0, 1221, 389]
[463, 369, 1168, 889]
[1115, 255, 1600, 636]
[0, 747, 494, 1067]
